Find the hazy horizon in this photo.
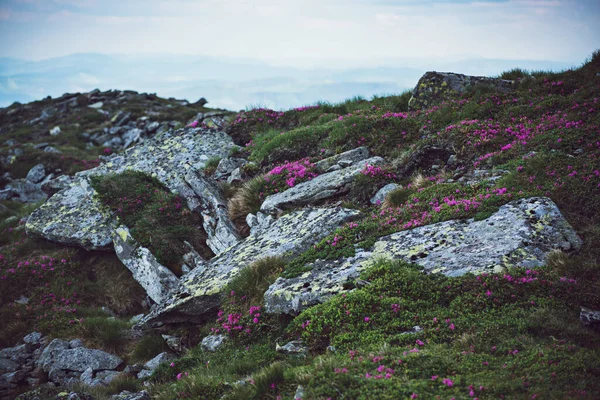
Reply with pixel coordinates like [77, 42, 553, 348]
[1, 0, 598, 110]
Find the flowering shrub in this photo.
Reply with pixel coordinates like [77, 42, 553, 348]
[259, 158, 318, 198]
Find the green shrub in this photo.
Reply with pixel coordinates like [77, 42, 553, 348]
[225, 256, 286, 305]
[131, 334, 170, 363]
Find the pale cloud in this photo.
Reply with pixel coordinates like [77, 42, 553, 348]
[0, 0, 598, 67]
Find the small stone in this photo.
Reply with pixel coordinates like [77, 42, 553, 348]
[201, 335, 226, 352]
[15, 295, 30, 305]
[276, 341, 307, 355]
[49, 126, 61, 136]
[294, 385, 306, 399]
[23, 332, 42, 345]
[143, 352, 177, 371]
[162, 335, 182, 353]
[88, 101, 103, 109]
[26, 164, 46, 183]
[370, 183, 402, 205]
[44, 146, 61, 154]
[136, 369, 153, 379]
[69, 339, 84, 348]
[326, 345, 336, 353]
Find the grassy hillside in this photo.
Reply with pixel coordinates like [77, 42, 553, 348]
[2, 51, 600, 399]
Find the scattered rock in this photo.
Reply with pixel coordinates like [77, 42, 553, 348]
[201, 335, 226, 352]
[264, 197, 582, 314]
[294, 385, 306, 399]
[23, 333, 42, 345]
[276, 341, 307, 355]
[49, 126, 61, 136]
[370, 183, 402, 205]
[0, 179, 47, 203]
[580, 306, 600, 326]
[26, 164, 46, 184]
[139, 206, 361, 326]
[161, 335, 183, 353]
[260, 157, 384, 214]
[110, 390, 151, 400]
[214, 157, 246, 180]
[314, 146, 370, 173]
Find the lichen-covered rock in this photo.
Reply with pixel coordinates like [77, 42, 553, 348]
[139, 207, 361, 326]
[408, 71, 515, 111]
[112, 226, 180, 303]
[26, 128, 237, 252]
[314, 147, 370, 173]
[264, 197, 581, 314]
[260, 157, 384, 214]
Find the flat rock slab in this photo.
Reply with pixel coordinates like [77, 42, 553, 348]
[139, 207, 361, 326]
[26, 128, 238, 252]
[260, 156, 384, 214]
[264, 197, 582, 315]
[112, 225, 180, 303]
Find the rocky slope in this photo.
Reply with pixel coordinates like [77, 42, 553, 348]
[2, 53, 600, 399]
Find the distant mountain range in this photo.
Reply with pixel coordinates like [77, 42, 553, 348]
[0, 53, 577, 111]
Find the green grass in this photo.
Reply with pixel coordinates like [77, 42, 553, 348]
[90, 170, 214, 272]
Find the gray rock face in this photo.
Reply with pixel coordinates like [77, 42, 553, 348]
[260, 157, 384, 214]
[113, 225, 180, 303]
[214, 157, 246, 180]
[409, 71, 515, 111]
[37, 339, 122, 372]
[201, 335, 226, 352]
[139, 206, 361, 326]
[182, 170, 240, 254]
[25, 164, 46, 183]
[370, 183, 402, 205]
[264, 197, 582, 315]
[314, 147, 370, 173]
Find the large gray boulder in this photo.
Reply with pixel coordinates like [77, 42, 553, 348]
[112, 225, 180, 303]
[26, 128, 239, 253]
[260, 156, 384, 214]
[264, 197, 582, 314]
[139, 206, 361, 326]
[408, 71, 515, 111]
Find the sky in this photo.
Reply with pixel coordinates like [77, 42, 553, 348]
[0, 0, 599, 109]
